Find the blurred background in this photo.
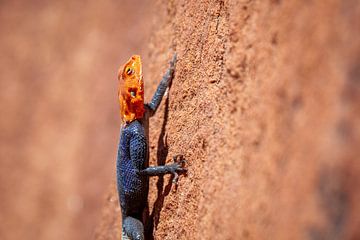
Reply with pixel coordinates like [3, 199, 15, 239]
[0, 1, 154, 239]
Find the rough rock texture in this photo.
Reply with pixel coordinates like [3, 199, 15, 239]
[96, 0, 360, 239]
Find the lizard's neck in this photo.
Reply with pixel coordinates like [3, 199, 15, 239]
[123, 119, 141, 127]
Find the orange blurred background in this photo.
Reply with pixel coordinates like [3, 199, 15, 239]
[0, 1, 154, 239]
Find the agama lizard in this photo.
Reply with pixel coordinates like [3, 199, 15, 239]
[116, 54, 186, 240]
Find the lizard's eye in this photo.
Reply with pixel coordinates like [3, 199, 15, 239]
[126, 67, 133, 75]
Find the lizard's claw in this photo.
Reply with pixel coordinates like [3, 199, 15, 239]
[170, 53, 177, 68]
[168, 53, 177, 76]
[161, 53, 177, 87]
[171, 154, 187, 185]
[172, 154, 186, 164]
[172, 172, 179, 184]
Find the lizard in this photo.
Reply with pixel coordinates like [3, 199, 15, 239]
[116, 53, 186, 240]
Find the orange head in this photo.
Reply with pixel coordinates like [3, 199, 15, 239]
[118, 55, 145, 123]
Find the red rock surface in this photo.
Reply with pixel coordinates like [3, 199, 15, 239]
[96, 0, 360, 239]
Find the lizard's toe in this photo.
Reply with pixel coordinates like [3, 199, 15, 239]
[172, 154, 185, 162]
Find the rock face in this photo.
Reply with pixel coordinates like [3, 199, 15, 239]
[95, 0, 360, 239]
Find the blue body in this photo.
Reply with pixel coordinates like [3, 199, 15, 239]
[116, 120, 149, 220]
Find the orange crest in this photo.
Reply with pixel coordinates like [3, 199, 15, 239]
[118, 55, 145, 123]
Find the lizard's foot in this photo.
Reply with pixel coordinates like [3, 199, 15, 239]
[172, 154, 186, 165]
[169, 53, 177, 71]
[162, 53, 177, 86]
[170, 154, 187, 184]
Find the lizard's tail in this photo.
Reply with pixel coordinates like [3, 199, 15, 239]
[123, 216, 144, 240]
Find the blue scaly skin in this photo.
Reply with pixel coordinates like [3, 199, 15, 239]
[116, 54, 186, 240]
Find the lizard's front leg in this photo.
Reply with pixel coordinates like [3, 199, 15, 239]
[139, 155, 187, 184]
[146, 53, 177, 116]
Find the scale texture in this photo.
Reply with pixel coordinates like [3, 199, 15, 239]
[116, 120, 148, 219]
